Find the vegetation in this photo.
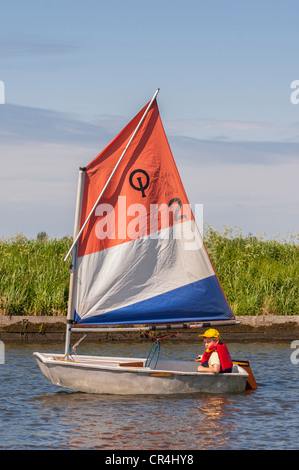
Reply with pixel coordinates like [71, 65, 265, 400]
[0, 233, 71, 316]
[0, 227, 298, 316]
[204, 226, 298, 316]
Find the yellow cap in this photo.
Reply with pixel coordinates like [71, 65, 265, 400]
[198, 328, 220, 339]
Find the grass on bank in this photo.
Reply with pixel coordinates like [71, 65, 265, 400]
[0, 227, 298, 316]
[204, 226, 298, 316]
[0, 233, 70, 316]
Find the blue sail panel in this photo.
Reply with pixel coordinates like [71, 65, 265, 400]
[74, 275, 234, 325]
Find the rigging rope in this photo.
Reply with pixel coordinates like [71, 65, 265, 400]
[142, 323, 201, 369]
[142, 329, 179, 369]
[145, 340, 160, 369]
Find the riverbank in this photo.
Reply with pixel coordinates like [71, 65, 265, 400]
[1, 315, 299, 343]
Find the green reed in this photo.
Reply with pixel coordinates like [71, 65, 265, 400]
[0, 233, 71, 316]
[204, 225, 299, 316]
[0, 227, 298, 316]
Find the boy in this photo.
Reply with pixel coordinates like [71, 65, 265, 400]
[196, 328, 233, 374]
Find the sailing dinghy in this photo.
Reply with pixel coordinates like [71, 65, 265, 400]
[34, 89, 254, 394]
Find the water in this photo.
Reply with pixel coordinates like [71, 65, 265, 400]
[0, 340, 298, 450]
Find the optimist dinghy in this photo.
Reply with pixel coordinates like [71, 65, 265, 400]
[34, 89, 255, 394]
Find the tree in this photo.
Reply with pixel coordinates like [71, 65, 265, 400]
[37, 231, 48, 242]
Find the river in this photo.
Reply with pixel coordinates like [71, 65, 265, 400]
[0, 340, 298, 450]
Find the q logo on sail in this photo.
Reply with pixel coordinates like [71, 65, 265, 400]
[129, 169, 150, 198]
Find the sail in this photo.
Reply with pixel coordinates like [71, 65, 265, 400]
[72, 99, 234, 325]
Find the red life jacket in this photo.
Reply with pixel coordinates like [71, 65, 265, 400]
[201, 342, 233, 373]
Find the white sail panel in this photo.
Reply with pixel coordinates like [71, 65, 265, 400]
[74, 221, 214, 321]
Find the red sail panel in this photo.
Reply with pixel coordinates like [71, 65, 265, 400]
[78, 100, 192, 258]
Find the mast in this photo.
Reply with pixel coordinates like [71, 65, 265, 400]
[64, 167, 86, 355]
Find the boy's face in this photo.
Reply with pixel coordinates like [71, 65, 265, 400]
[203, 337, 218, 348]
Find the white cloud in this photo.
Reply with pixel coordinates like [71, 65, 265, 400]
[178, 160, 299, 237]
[164, 118, 299, 143]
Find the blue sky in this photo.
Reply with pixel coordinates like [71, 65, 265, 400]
[1, 0, 299, 239]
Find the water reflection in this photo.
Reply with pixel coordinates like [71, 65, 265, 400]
[35, 391, 242, 450]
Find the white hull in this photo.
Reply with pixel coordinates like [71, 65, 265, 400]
[34, 352, 248, 394]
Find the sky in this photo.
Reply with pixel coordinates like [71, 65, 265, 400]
[0, 0, 299, 240]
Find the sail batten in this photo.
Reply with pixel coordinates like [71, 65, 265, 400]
[71, 95, 234, 326]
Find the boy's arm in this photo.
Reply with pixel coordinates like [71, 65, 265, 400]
[197, 364, 220, 374]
